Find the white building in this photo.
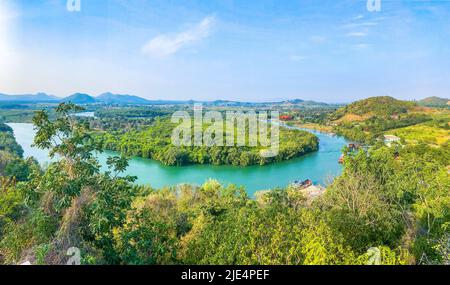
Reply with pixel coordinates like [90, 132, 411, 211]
[384, 135, 401, 147]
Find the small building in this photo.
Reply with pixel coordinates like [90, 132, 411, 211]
[348, 143, 361, 151]
[292, 179, 313, 189]
[384, 135, 401, 147]
[280, 115, 293, 121]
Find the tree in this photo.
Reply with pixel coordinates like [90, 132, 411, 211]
[6, 103, 138, 264]
[4, 158, 37, 182]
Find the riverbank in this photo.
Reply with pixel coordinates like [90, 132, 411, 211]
[290, 122, 334, 134]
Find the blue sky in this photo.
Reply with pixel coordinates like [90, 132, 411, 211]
[1, 0, 450, 102]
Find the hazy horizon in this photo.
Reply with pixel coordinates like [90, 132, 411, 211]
[1, 0, 450, 103]
[0, 90, 446, 105]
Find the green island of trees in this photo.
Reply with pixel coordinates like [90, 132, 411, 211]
[0, 103, 449, 265]
[94, 118, 319, 166]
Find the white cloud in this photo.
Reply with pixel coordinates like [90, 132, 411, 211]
[141, 16, 215, 58]
[352, 15, 364, 21]
[343, 21, 378, 29]
[347, 32, 367, 37]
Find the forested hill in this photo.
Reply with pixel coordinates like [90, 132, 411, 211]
[330, 96, 417, 121]
[419, 96, 450, 108]
[61, 93, 97, 104]
[328, 96, 449, 145]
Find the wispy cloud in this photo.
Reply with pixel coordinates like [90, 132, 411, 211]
[346, 32, 367, 37]
[141, 16, 215, 58]
[352, 15, 364, 21]
[343, 21, 378, 29]
[342, 14, 382, 29]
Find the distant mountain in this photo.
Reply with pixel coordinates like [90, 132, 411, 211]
[0, 92, 331, 107]
[285, 99, 304, 104]
[96, 93, 151, 104]
[419, 96, 449, 108]
[61, 93, 97, 104]
[0, 92, 155, 105]
[0, 93, 59, 102]
[201, 99, 330, 107]
[282, 99, 330, 107]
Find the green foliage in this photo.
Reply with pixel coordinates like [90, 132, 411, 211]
[0, 106, 58, 124]
[33, 103, 100, 161]
[34, 243, 53, 265]
[95, 107, 172, 119]
[82, 175, 137, 264]
[0, 103, 139, 264]
[0, 209, 58, 264]
[0, 102, 448, 265]
[387, 117, 450, 146]
[113, 195, 179, 265]
[0, 123, 24, 158]
[0, 180, 25, 238]
[328, 96, 437, 144]
[319, 150, 405, 252]
[317, 144, 450, 264]
[0, 109, 37, 124]
[95, 118, 319, 166]
[4, 158, 37, 181]
[333, 114, 431, 144]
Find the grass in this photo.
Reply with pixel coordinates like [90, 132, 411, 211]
[387, 122, 450, 147]
[333, 113, 372, 123]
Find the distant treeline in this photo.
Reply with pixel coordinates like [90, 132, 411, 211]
[95, 107, 174, 119]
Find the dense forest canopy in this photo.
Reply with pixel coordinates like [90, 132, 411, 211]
[0, 123, 24, 161]
[94, 107, 174, 119]
[94, 118, 319, 166]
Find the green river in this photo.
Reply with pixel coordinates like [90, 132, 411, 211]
[7, 123, 346, 196]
